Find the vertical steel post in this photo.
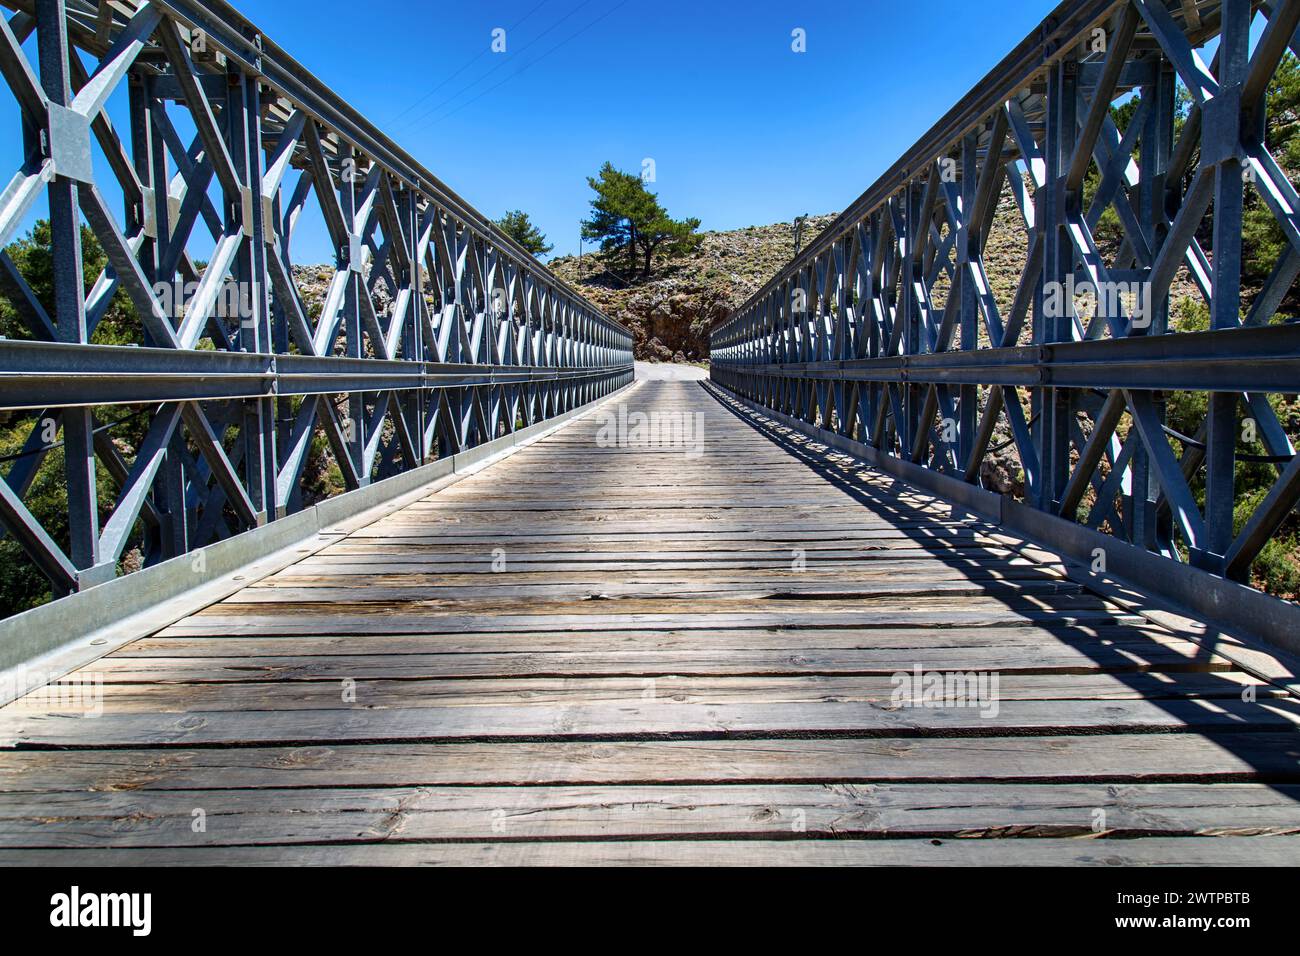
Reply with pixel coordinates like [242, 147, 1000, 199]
[232, 63, 274, 523]
[1041, 56, 1078, 512]
[1203, 0, 1250, 569]
[958, 132, 979, 467]
[36, 0, 100, 588]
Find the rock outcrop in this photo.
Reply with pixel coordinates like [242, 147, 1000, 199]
[546, 214, 839, 361]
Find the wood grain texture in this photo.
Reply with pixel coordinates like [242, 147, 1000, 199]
[2, 381, 1297, 865]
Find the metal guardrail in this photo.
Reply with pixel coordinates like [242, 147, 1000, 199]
[0, 0, 633, 598]
[712, 0, 1300, 617]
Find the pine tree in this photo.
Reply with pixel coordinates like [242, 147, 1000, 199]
[495, 209, 553, 257]
[580, 162, 701, 280]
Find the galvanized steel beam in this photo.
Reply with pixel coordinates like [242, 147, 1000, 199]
[712, 0, 1300, 626]
[0, 0, 633, 599]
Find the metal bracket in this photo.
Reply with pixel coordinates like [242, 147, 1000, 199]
[140, 185, 157, 239]
[261, 194, 276, 244]
[46, 104, 93, 184]
[241, 186, 256, 238]
[1199, 86, 1246, 169]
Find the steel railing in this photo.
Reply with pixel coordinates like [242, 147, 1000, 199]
[0, 0, 633, 597]
[711, 0, 1300, 635]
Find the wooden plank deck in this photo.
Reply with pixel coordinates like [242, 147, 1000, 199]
[2, 379, 1299, 865]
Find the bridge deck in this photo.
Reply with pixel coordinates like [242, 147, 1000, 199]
[2, 380, 1300, 865]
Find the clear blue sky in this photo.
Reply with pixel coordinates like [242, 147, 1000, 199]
[0, 0, 1065, 264]
[230, 0, 1057, 261]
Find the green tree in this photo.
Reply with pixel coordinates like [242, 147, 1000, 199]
[1243, 52, 1300, 287]
[580, 162, 701, 280]
[0, 220, 146, 617]
[0, 219, 140, 344]
[494, 209, 553, 257]
[636, 209, 703, 280]
[580, 163, 650, 276]
[1081, 97, 1149, 247]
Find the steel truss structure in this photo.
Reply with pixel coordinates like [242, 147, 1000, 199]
[0, 0, 632, 596]
[713, 0, 1300, 598]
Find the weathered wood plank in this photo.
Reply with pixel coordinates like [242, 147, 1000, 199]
[4, 734, 1297, 793]
[113, 621, 1195, 651]
[226, 579, 1087, 604]
[1, 783, 1297, 847]
[24, 672, 1273, 713]
[5, 698, 1300, 749]
[267, 558, 1068, 579]
[3, 836, 1300, 866]
[2, 380, 1295, 866]
[156, 607, 1146, 637]
[82, 644, 1236, 681]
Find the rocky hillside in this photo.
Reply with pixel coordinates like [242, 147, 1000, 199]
[547, 214, 839, 362]
[546, 180, 1208, 365]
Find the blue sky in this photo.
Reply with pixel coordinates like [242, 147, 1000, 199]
[229, 0, 1057, 261]
[0, 0, 1066, 264]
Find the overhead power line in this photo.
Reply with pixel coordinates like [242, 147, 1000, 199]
[423, 0, 634, 127]
[399, 0, 610, 131]
[388, 0, 552, 126]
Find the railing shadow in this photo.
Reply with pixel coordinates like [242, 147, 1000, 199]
[703, 380, 1300, 790]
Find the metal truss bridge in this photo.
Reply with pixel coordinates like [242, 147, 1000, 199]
[1, 0, 1300, 865]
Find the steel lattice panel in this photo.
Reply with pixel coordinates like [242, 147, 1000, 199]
[712, 0, 1300, 609]
[0, 0, 633, 596]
